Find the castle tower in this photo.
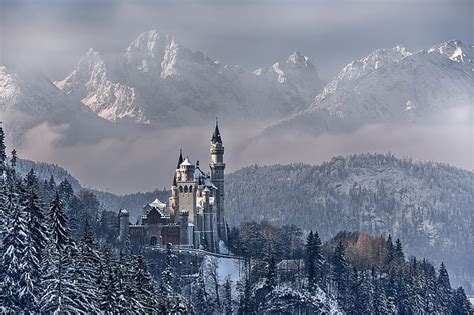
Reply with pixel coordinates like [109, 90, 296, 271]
[169, 174, 179, 219]
[176, 156, 197, 224]
[209, 120, 226, 241]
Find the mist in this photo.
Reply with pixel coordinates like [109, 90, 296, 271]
[15, 106, 472, 195]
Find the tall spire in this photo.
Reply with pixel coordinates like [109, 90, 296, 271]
[176, 148, 183, 168]
[211, 118, 222, 144]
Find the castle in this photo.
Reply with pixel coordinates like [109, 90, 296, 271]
[118, 121, 227, 253]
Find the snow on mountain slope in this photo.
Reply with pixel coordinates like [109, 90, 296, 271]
[56, 30, 322, 126]
[225, 153, 474, 289]
[264, 40, 473, 136]
[0, 66, 113, 146]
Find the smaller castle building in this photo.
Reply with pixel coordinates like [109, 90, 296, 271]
[119, 122, 227, 253]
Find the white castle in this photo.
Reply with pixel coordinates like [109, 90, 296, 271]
[118, 121, 227, 253]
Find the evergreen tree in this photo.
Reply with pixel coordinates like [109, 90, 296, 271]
[265, 255, 277, 290]
[223, 277, 233, 315]
[48, 192, 72, 252]
[437, 262, 453, 312]
[132, 254, 157, 311]
[20, 170, 48, 310]
[192, 268, 211, 314]
[1, 201, 27, 311]
[385, 234, 395, 266]
[305, 231, 316, 290]
[372, 277, 392, 314]
[452, 287, 473, 315]
[238, 278, 256, 315]
[40, 191, 86, 313]
[332, 242, 349, 304]
[98, 246, 118, 313]
[0, 125, 6, 172]
[394, 238, 405, 262]
[74, 220, 101, 311]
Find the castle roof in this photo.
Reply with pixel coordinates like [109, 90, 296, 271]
[176, 149, 183, 168]
[211, 120, 222, 144]
[148, 198, 167, 209]
[180, 158, 193, 166]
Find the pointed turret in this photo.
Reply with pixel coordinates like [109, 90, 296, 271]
[211, 119, 222, 144]
[176, 148, 183, 168]
[209, 119, 226, 245]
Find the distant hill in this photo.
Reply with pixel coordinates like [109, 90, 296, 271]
[226, 153, 474, 291]
[18, 153, 474, 292]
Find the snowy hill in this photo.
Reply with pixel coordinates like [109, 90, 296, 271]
[55, 30, 322, 126]
[264, 40, 474, 136]
[226, 154, 474, 290]
[15, 152, 474, 290]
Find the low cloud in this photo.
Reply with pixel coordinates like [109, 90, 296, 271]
[17, 107, 473, 194]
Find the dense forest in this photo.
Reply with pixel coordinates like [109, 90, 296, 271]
[2, 126, 473, 313]
[226, 154, 474, 291]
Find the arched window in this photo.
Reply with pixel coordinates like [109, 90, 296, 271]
[189, 186, 193, 193]
[179, 186, 183, 193]
[150, 236, 157, 246]
[184, 186, 188, 193]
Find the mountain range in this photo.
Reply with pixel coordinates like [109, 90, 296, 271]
[2, 30, 471, 149]
[55, 29, 322, 127]
[263, 40, 473, 136]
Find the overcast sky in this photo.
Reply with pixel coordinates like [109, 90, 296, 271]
[2, 0, 472, 81]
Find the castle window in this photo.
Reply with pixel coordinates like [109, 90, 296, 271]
[179, 186, 183, 193]
[150, 236, 158, 246]
[189, 186, 193, 193]
[184, 186, 188, 193]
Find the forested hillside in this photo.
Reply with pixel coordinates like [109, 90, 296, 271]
[11, 151, 474, 292]
[226, 153, 474, 291]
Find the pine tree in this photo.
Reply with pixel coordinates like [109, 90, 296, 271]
[385, 234, 395, 266]
[305, 231, 316, 290]
[452, 287, 473, 315]
[74, 220, 101, 311]
[0, 125, 6, 172]
[98, 246, 118, 313]
[238, 278, 256, 315]
[115, 251, 141, 312]
[332, 242, 349, 304]
[20, 170, 48, 310]
[223, 277, 233, 315]
[192, 268, 211, 314]
[159, 245, 186, 313]
[1, 201, 27, 311]
[265, 255, 277, 290]
[132, 254, 157, 311]
[48, 192, 72, 252]
[437, 262, 453, 312]
[394, 238, 405, 262]
[40, 191, 85, 313]
[372, 277, 392, 314]
[312, 231, 325, 286]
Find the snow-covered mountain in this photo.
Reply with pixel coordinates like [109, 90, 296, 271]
[56, 30, 322, 126]
[264, 40, 473, 136]
[0, 66, 115, 146]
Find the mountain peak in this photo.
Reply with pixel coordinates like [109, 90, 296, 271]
[428, 39, 473, 66]
[286, 51, 312, 68]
